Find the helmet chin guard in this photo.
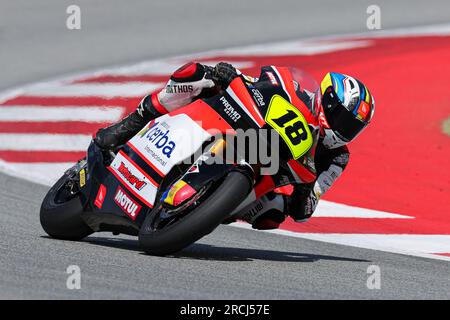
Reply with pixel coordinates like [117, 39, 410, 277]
[322, 128, 348, 149]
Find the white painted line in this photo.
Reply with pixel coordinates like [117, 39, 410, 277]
[354, 23, 450, 38]
[230, 222, 450, 262]
[296, 233, 450, 254]
[194, 60, 254, 70]
[315, 200, 413, 219]
[186, 23, 450, 60]
[0, 133, 91, 151]
[0, 106, 124, 122]
[1, 22, 445, 104]
[85, 60, 254, 77]
[215, 40, 372, 56]
[24, 82, 161, 97]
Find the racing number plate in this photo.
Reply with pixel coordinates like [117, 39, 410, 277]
[265, 95, 313, 159]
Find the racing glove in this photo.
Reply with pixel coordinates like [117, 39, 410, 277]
[156, 62, 216, 111]
[211, 62, 239, 89]
[156, 61, 240, 110]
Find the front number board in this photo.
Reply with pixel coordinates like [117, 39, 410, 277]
[265, 95, 313, 159]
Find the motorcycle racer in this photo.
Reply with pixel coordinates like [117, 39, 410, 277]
[95, 62, 375, 230]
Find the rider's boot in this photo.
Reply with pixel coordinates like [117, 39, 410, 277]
[234, 193, 287, 230]
[94, 93, 166, 150]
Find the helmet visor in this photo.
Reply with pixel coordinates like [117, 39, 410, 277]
[322, 99, 367, 142]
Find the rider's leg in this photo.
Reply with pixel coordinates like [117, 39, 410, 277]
[94, 93, 167, 150]
[232, 193, 287, 230]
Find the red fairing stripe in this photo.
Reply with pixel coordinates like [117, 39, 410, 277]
[229, 78, 266, 127]
[151, 92, 168, 115]
[118, 150, 160, 187]
[126, 140, 166, 178]
[107, 166, 154, 208]
[288, 159, 316, 183]
[172, 62, 197, 79]
[275, 67, 319, 127]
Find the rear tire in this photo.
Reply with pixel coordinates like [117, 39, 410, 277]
[139, 171, 252, 255]
[40, 174, 93, 240]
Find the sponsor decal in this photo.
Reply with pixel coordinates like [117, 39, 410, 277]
[356, 101, 370, 121]
[242, 201, 264, 222]
[266, 71, 278, 86]
[94, 184, 107, 209]
[144, 145, 168, 167]
[129, 114, 212, 177]
[79, 169, 86, 188]
[114, 187, 141, 220]
[138, 121, 176, 158]
[109, 151, 159, 208]
[220, 96, 241, 123]
[165, 84, 194, 93]
[251, 88, 265, 107]
[117, 161, 147, 190]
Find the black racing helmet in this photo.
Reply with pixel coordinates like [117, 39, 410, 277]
[318, 72, 375, 148]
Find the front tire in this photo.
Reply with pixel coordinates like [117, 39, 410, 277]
[40, 173, 93, 240]
[139, 171, 252, 255]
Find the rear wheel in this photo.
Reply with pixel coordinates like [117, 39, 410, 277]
[138, 171, 252, 255]
[40, 172, 93, 240]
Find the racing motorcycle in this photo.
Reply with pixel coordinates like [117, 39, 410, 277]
[40, 66, 320, 255]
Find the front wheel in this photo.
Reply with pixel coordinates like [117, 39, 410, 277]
[40, 172, 93, 240]
[138, 171, 252, 255]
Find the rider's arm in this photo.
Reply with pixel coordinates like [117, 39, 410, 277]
[154, 61, 239, 112]
[94, 62, 238, 150]
[287, 143, 350, 222]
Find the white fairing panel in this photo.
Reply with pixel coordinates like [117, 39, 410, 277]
[109, 151, 159, 207]
[128, 114, 212, 176]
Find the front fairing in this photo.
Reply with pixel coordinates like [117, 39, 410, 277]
[242, 68, 320, 187]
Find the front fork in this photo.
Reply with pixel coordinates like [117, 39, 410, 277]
[61, 157, 88, 195]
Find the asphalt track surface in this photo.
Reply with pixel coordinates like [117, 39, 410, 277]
[1, 0, 450, 299]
